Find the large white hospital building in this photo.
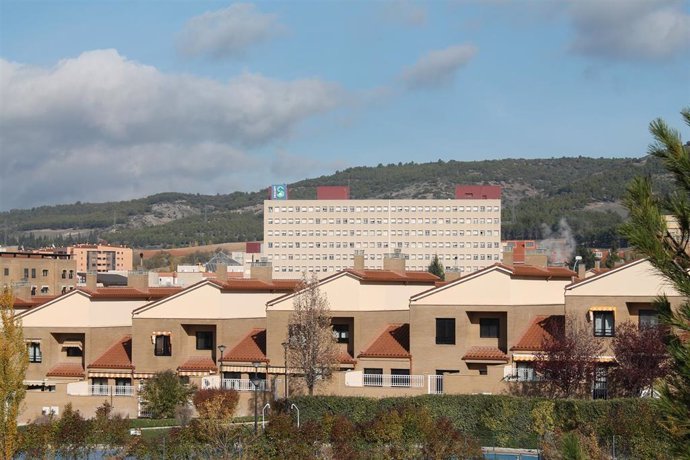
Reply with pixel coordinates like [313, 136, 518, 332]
[262, 185, 502, 278]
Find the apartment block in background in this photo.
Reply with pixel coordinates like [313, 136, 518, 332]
[69, 244, 133, 272]
[1, 250, 77, 296]
[263, 185, 502, 278]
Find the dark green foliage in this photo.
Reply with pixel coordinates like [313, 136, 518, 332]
[621, 108, 690, 458]
[284, 394, 671, 456]
[427, 254, 445, 280]
[1, 156, 671, 248]
[140, 370, 196, 419]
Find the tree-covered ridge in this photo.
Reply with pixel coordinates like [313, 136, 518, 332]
[1, 156, 670, 248]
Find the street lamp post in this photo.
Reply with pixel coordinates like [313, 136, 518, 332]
[251, 361, 262, 434]
[217, 344, 226, 388]
[281, 341, 289, 399]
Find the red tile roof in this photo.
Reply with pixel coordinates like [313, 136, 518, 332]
[499, 264, 575, 279]
[209, 279, 300, 292]
[462, 346, 509, 362]
[88, 336, 133, 369]
[47, 362, 85, 377]
[13, 296, 56, 309]
[82, 287, 182, 300]
[358, 324, 411, 359]
[223, 329, 268, 363]
[344, 269, 439, 283]
[177, 356, 217, 372]
[339, 351, 357, 364]
[511, 315, 564, 352]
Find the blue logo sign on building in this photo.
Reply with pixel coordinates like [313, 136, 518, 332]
[271, 184, 288, 200]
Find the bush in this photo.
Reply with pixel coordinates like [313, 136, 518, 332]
[192, 388, 239, 420]
[140, 370, 196, 419]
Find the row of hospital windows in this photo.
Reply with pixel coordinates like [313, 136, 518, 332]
[269, 253, 499, 262]
[268, 205, 500, 214]
[267, 217, 500, 226]
[268, 241, 501, 250]
[268, 229, 499, 238]
[3, 268, 74, 279]
[272, 265, 488, 273]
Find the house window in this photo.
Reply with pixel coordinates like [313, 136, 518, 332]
[480, 318, 500, 338]
[516, 362, 535, 381]
[332, 324, 349, 344]
[66, 346, 83, 357]
[61, 270, 67, 279]
[363, 368, 383, 386]
[154, 335, 172, 356]
[593, 312, 615, 337]
[31, 268, 36, 278]
[391, 368, 410, 387]
[196, 331, 213, 350]
[3, 268, 8, 276]
[592, 366, 608, 400]
[639, 310, 659, 329]
[42, 269, 48, 276]
[435, 318, 456, 344]
[24, 269, 29, 279]
[28, 342, 42, 363]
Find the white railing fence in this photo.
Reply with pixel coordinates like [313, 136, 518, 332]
[427, 375, 443, 394]
[362, 373, 424, 388]
[89, 385, 134, 396]
[222, 379, 266, 392]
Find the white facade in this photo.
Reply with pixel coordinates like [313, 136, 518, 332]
[263, 198, 501, 278]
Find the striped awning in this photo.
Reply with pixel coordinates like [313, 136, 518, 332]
[178, 370, 216, 377]
[512, 354, 538, 362]
[24, 338, 41, 343]
[589, 306, 616, 312]
[151, 331, 172, 344]
[62, 340, 83, 350]
[595, 356, 616, 363]
[88, 371, 133, 378]
[221, 364, 271, 373]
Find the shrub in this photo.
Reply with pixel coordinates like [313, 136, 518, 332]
[192, 388, 239, 420]
[140, 370, 196, 419]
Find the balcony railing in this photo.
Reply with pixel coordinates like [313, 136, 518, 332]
[505, 370, 542, 382]
[428, 375, 443, 394]
[89, 385, 134, 396]
[362, 374, 424, 388]
[222, 379, 266, 392]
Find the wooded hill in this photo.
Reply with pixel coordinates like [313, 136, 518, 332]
[0, 156, 670, 249]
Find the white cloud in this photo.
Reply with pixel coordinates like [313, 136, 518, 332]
[269, 151, 349, 180]
[0, 50, 342, 209]
[177, 3, 283, 59]
[402, 44, 477, 89]
[567, 0, 690, 61]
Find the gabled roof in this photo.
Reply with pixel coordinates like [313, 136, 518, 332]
[223, 329, 268, 363]
[47, 362, 84, 378]
[565, 258, 647, 290]
[13, 296, 56, 309]
[358, 324, 411, 359]
[411, 263, 575, 302]
[511, 315, 564, 352]
[267, 269, 438, 307]
[177, 357, 217, 372]
[82, 286, 182, 300]
[339, 351, 357, 364]
[342, 269, 440, 283]
[462, 346, 509, 362]
[88, 336, 133, 369]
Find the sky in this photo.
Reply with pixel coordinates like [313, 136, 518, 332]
[1, 0, 688, 211]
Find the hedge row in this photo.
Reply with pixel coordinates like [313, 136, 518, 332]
[285, 395, 669, 457]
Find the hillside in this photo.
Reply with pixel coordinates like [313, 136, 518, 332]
[0, 156, 670, 249]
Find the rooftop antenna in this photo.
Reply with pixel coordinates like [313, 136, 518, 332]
[572, 255, 582, 271]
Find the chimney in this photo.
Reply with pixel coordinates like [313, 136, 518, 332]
[577, 263, 586, 280]
[250, 259, 272, 282]
[12, 280, 31, 300]
[353, 250, 365, 271]
[445, 269, 462, 282]
[513, 243, 526, 265]
[594, 259, 601, 270]
[128, 270, 149, 290]
[215, 263, 228, 283]
[86, 271, 98, 291]
[383, 249, 406, 273]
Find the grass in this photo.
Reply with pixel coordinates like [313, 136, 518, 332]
[129, 418, 177, 428]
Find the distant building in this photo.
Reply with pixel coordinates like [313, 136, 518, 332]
[1, 250, 77, 296]
[263, 185, 502, 278]
[502, 240, 548, 267]
[68, 244, 133, 273]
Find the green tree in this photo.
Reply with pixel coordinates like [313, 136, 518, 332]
[427, 254, 445, 280]
[0, 289, 28, 459]
[287, 274, 339, 396]
[621, 108, 690, 457]
[140, 370, 196, 419]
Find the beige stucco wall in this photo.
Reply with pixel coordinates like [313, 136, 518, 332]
[1, 255, 77, 296]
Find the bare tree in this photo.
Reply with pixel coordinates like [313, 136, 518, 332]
[534, 314, 604, 398]
[286, 273, 339, 396]
[609, 321, 671, 397]
[1, 289, 28, 459]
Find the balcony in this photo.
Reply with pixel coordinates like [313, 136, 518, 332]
[362, 373, 424, 388]
[222, 379, 266, 392]
[89, 385, 134, 396]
